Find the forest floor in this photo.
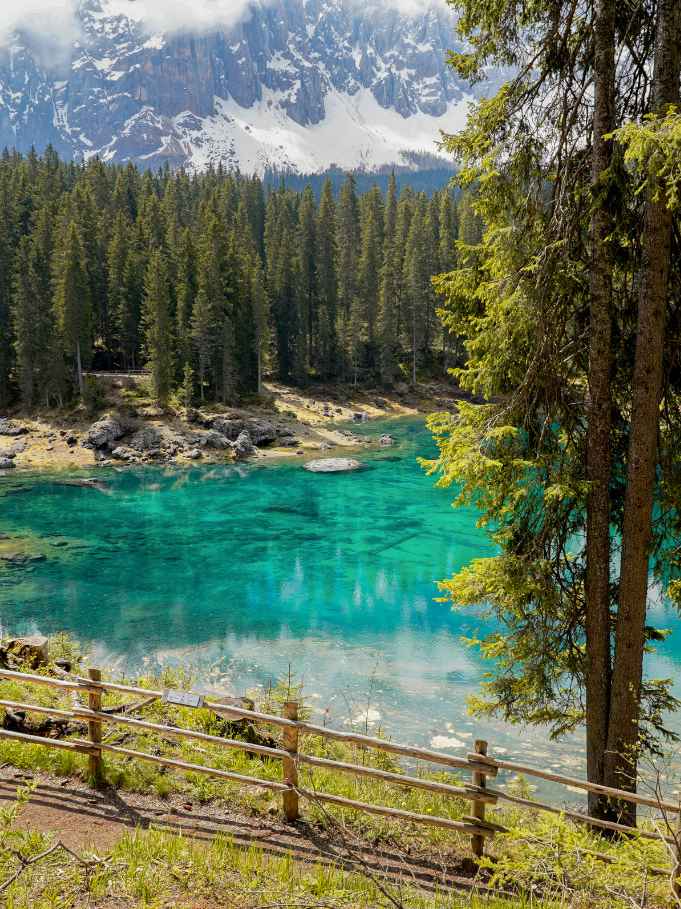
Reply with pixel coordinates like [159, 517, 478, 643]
[0, 376, 464, 473]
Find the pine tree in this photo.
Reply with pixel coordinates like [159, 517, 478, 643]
[53, 221, 91, 397]
[268, 197, 304, 384]
[437, 189, 457, 273]
[377, 174, 399, 385]
[437, 189, 458, 368]
[229, 228, 257, 397]
[393, 187, 414, 344]
[297, 186, 317, 368]
[74, 186, 108, 348]
[336, 174, 360, 376]
[175, 227, 196, 376]
[250, 256, 269, 395]
[421, 198, 438, 364]
[192, 216, 227, 400]
[12, 238, 37, 405]
[12, 224, 64, 408]
[0, 189, 14, 408]
[457, 190, 483, 245]
[120, 225, 145, 370]
[402, 198, 431, 387]
[316, 179, 338, 379]
[357, 187, 384, 369]
[142, 251, 174, 406]
[107, 213, 130, 365]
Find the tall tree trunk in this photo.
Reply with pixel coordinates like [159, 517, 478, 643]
[585, 0, 616, 820]
[605, 0, 681, 825]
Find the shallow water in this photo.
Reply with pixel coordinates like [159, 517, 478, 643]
[1, 417, 680, 793]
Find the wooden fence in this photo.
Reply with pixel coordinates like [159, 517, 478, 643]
[0, 666, 679, 874]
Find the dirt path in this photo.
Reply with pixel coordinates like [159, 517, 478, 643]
[0, 766, 479, 897]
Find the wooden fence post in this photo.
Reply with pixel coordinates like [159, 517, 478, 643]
[87, 667, 104, 788]
[471, 739, 488, 860]
[674, 812, 681, 902]
[282, 701, 299, 822]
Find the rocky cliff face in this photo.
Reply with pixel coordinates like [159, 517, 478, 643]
[0, 0, 491, 173]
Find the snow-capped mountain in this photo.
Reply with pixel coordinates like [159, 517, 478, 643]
[0, 0, 489, 174]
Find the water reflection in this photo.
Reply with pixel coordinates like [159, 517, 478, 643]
[2, 418, 680, 797]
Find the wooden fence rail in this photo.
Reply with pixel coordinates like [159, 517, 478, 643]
[0, 666, 679, 869]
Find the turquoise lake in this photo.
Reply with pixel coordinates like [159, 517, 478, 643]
[2, 417, 681, 785]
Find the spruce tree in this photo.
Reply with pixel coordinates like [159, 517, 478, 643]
[250, 256, 269, 395]
[297, 186, 317, 368]
[357, 187, 384, 369]
[377, 174, 399, 385]
[336, 174, 360, 376]
[12, 238, 37, 406]
[142, 251, 174, 406]
[393, 187, 414, 344]
[402, 199, 430, 387]
[12, 227, 64, 409]
[107, 213, 130, 366]
[53, 221, 91, 397]
[0, 192, 14, 408]
[192, 216, 227, 400]
[316, 179, 338, 380]
[175, 227, 196, 377]
[437, 189, 457, 273]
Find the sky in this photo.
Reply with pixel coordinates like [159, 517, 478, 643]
[0, 0, 446, 55]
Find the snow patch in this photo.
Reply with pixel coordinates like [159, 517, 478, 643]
[176, 87, 470, 174]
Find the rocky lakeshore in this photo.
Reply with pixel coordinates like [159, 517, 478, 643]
[0, 378, 462, 473]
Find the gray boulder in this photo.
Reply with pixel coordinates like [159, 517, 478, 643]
[231, 431, 256, 459]
[304, 458, 363, 473]
[187, 449, 203, 460]
[0, 457, 16, 470]
[0, 419, 28, 437]
[111, 446, 135, 461]
[128, 426, 162, 452]
[202, 430, 230, 450]
[248, 420, 278, 446]
[379, 434, 394, 448]
[87, 418, 124, 449]
[212, 417, 246, 441]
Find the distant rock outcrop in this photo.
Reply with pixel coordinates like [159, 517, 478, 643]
[0, 0, 496, 174]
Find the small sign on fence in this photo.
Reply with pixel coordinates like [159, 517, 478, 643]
[162, 689, 205, 709]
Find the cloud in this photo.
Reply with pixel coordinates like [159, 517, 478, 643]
[0, 0, 81, 63]
[0, 0, 447, 61]
[362, 0, 445, 13]
[103, 0, 257, 34]
[105, 0, 445, 32]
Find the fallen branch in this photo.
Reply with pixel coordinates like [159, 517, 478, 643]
[0, 840, 113, 895]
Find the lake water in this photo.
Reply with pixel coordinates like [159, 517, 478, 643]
[2, 417, 680, 792]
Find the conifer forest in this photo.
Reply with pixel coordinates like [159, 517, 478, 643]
[0, 150, 480, 409]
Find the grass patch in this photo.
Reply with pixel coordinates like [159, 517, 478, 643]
[0, 638, 676, 907]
